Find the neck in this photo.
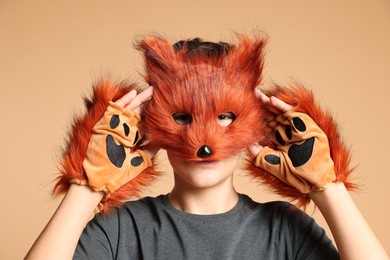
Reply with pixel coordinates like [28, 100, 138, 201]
[168, 172, 239, 215]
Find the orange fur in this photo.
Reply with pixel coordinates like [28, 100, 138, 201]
[139, 35, 267, 161]
[246, 84, 356, 208]
[54, 34, 356, 212]
[53, 80, 160, 214]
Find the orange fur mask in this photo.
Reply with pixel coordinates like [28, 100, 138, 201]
[139, 36, 267, 161]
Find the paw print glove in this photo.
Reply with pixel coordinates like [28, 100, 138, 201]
[72, 101, 152, 197]
[255, 109, 336, 194]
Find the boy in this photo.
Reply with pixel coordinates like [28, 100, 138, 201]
[25, 36, 388, 259]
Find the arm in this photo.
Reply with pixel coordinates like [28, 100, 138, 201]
[25, 85, 155, 259]
[309, 182, 388, 260]
[250, 90, 388, 259]
[25, 185, 103, 260]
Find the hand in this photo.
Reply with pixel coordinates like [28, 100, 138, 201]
[114, 86, 159, 158]
[78, 86, 157, 197]
[114, 86, 153, 115]
[248, 89, 293, 156]
[249, 89, 336, 194]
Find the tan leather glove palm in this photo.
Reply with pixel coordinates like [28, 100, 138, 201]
[255, 109, 336, 194]
[73, 101, 152, 196]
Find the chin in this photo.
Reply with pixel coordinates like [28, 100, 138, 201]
[169, 154, 241, 189]
[178, 168, 231, 189]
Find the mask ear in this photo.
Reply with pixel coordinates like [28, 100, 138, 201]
[137, 36, 177, 86]
[225, 35, 267, 89]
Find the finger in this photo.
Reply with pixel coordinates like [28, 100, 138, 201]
[270, 96, 293, 112]
[124, 86, 153, 111]
[142, 145, 160, 158]
[255, 89, 271, 104]
[248, 143, 263, 157]
[133, 103, 144, 115]
[255, 89, 282, 115]
[264, 103, 283, 115]
[115, 89, 137, 107]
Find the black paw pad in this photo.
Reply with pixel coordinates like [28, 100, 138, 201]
[293, 117, 306, 132]
[275, 130, 285, 145]
[288, 137, 315, 167]
[133, 131, 139, 145]
[123, 123, 130, 136]
[110, 115, 120, 129]
[110, 115, 131, 137]
[131, 156, 143, 167]
[266, 117, 315, 168]
[106, 135, 126, 168]
[285, 125, 292, 140]
[106, 115, 141, 168]
[265, 154, 280, 165]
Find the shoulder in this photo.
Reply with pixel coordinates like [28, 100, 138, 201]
[241, 195, 338, 258]
[120, 194, 167, 214]
[115, 194, 172, 227]
[240, 194, 306, 220]
[75, 197, 166, 259]
[240, 195, 320, 238]
[87, 195, 167, 229]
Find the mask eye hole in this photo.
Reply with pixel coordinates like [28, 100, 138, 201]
[172, 112, 193, 126]
[217, 112, 236, 127]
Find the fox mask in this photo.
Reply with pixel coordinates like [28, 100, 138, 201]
[139, 36, 267, 161]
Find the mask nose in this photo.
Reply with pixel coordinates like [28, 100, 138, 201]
[197, 145, 213, 158]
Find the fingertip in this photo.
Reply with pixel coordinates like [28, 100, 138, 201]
[128, 89, 137, 96]
[269, 96, 277, 104]
[147, 85, 154, 95]
[270, 96, 293, 112]
[138, 86, 154, 101]
[256, 89, 271, 104]
[115, 89, 137, 107]
[255, 88, 262, 98]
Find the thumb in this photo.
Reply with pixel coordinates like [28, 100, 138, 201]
[142, 144, 160, 158]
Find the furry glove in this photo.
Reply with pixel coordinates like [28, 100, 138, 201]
[71, 101, 152, 197]
[247, 85, 355, 207]
[54, 81, 159, 214]
[255, 109, 336, 194]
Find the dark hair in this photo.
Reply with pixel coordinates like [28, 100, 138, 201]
[173, 38, 232, 58]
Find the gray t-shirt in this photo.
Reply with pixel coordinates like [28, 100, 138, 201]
[74, 194, 339, 259]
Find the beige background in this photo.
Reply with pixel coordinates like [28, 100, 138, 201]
[1, 0, 389, 259]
